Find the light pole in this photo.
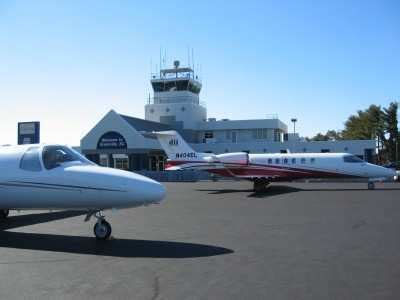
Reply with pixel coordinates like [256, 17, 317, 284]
[290, 118, 297, 153]
[291, 118, 297, 135]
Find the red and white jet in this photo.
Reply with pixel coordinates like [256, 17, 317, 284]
[155, 131, 397, 192]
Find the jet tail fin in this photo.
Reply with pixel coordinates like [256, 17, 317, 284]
[154, 131, 229, 171]
[153, 130, 205, 162]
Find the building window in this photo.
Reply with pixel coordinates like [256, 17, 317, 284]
[344, 147, 349, 152]
[158, 156, 165, 171]
[231, 131, 237, 143]
[321, 149, 330, 153]
[283, 158, 288, 164]
[303, 148, 307, 152]
[252, 128, 268, 140]
[263, 148, 267, 153]
[310, 158, 315, 163]
[181, 106, 185, 112]
[166, 107, 170, 112]
[301, 158, 306, 164]
[280, 150, 287, 153]
[268, 158, 272, 164]
[275, 158, 280, 164]
[150, 108, 154, 113]
[291, 158, 296, 164]
[204, 131, 214, 139]
[225, 149, 229, 153]
[274, 129, 281, 142]
[115, 158, 129, 170]
[283, 133, 289, 141]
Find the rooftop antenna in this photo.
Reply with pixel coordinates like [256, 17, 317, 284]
[191, 48, 195, 72]
[159, 47, 162, 75]
[164, 49, 167, 69]
[187, 47, 190, 68]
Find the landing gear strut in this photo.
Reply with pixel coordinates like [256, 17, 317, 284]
[0, 209, 9, 219]
[253, 178, 271, 193]
[85, 211, 112, 240]
[367, 182, 375, 190]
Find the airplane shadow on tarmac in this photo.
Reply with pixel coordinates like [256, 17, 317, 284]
[197, 185, 302, 198]
[198, 184, 400, 198]
[0, 211, 233, 258]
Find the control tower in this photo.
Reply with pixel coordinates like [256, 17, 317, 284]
[145, 60, 207, 130]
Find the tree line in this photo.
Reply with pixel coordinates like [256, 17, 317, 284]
[308, 102, 399, 163]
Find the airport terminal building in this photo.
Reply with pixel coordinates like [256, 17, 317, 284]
[81, 62, 375, 171]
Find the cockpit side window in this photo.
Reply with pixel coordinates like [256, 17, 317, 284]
[20, 147, 42, 172]
[343, 155, 364, 163]
[42, 145, 94, 170]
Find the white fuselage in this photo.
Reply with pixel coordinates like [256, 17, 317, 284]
[167, 152, 396, 181]
[155, 130, 396, 184]
[246, 153, 396, 180]
[0, 144, 166, 210]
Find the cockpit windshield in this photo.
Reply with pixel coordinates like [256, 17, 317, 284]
[42, 145, 94, 170]
[343, 154, 364, 163]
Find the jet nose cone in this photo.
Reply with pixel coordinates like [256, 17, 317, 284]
[375, 165, 397, 179]
[386, 168, 397, 178]
[145, 180, 166, 204]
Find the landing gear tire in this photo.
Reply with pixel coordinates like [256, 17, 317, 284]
[0, 209, 9, 219]
[253, 178, 270, 193]
[368, 182, 375, 190]
[94, 220, 112, 240]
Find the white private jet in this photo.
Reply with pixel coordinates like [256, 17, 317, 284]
[154, 131, 397, 192]
[0, 144, 166, 240]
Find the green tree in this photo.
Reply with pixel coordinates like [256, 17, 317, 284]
[311, 130, 342, 141]
[341, 105, 383, 140]
[341, 102, 398, 162]
[383, 102, 399, 162]
[311, 133, 328, 141]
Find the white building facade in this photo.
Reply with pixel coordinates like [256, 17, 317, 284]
[81, 61, 376, 171]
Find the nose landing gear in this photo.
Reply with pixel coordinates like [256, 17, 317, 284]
[0, 209, 9, 219]
[94, 219, 112, 240]
[85, 211, 112, 240]
[367, 182, 375, 190]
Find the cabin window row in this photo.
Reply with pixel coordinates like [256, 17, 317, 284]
[267, 157, 315, 165]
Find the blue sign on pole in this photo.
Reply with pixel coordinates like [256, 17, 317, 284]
[18, 122, 40, 145]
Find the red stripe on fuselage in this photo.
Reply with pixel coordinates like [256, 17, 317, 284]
[165, 160, 358, 179]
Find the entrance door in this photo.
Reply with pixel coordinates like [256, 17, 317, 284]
[113, 154, 129, 170]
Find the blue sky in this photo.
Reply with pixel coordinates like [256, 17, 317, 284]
[0, 0, 399, 145]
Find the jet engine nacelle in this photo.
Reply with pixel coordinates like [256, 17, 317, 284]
[215, 152, 249, 165]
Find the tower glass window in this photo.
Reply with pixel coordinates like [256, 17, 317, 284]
[204, 132, 214, 139]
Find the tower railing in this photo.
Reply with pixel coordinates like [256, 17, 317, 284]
[150, 72, 202, 82]
[146, 96, 206, 107]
